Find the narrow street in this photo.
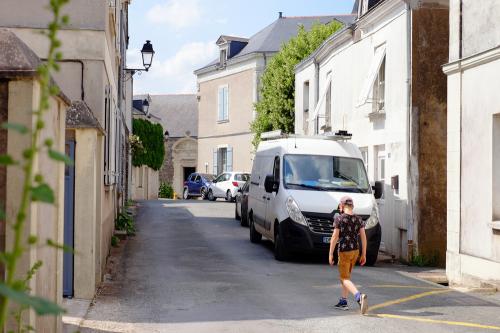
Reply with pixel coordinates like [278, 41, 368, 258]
[65, 200, 500, 333]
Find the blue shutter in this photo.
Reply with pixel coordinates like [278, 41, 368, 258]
[226, 146, 233, 172]
[213, 148, 218, 175]
[218, 88, 223, 121]
[224, 87, 228, 120]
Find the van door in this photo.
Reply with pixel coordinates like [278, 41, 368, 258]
[249, 157, 266, 228]
[264, 156, 280, 233]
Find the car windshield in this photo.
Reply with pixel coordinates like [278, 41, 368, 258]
[283, 154, 370, 193]
[235, 173, 250, 181]
[201, 174, 215, 181]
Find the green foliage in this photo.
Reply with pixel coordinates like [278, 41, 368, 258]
[158, 182, 174, 199]
[132, 119, 165, 171]
[116, 212, 135, 235]
[409, 253, 439, 267]
[251, 20, 344, 147]
[111, 236, 120, 248]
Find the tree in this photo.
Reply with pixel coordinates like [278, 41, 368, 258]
[132, 119, 165, 171]
[251, 20, 344, 147]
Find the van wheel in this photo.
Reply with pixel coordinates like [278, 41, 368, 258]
[208, 190, 216, 201]
[274, 227, 289, 261]
[235, 205, 241, 220]
[240, 209, 248, 227]
[183, 188, 190, 200]
[249, 216, 261, 243]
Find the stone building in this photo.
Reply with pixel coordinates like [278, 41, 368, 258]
[294, 0, 449, 263]
[135, 94, 198, 197]
[0, 29, 69, 332]
[0, 0, 135, 302]
[443, 0, 500, 287]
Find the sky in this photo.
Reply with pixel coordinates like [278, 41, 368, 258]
[127, 0, 356, 95]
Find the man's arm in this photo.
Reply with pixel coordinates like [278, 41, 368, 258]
[359, 227, 367, 266]
[329, 228, 340, 266]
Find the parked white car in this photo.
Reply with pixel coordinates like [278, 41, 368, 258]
[208, 172, 250, 202]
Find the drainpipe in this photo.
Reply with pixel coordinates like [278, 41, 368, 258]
[314, 59, 320, 134]
[42, 59, 85, 101]
[405, 2, 415, 259]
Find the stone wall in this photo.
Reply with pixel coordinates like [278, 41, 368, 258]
[412, 5, 449, 265]
[159, 138, 176, 185]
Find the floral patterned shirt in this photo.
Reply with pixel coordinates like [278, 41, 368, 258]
[333, 213, 366, 252]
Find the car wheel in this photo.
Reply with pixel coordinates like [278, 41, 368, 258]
[365, 239, 381, 266]
[200, 187, 207, 200]
[235, 204, 241, 220]
[183, 188, 190, 200]
[274, 227, 289, 261]
[225, 190, 233, 202]
[208, 190, 216, 201]
[249, 215, 262, 244]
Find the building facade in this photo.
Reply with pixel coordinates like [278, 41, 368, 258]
[443, 0, 500, 287]
[0, 0, 134, 301]
[294, 0, 449, 263]
[194, 14, 354, 176]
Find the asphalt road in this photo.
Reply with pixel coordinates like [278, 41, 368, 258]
[70, 200, 500, 333]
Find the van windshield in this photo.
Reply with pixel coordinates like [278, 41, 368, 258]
[283, 154, 370, 193]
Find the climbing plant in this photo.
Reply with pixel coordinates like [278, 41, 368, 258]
[132, 118, 165, 171]
[250, 20, 344, 147]
[0, 0, 71, 330]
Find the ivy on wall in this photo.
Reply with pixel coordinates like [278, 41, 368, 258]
[132, 118, 165, 170]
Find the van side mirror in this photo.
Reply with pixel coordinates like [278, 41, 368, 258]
[264, 175, 278, 193]
[373, 181, 384, 199]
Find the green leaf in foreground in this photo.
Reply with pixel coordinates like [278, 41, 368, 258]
[1, 123, 29, 134]
[0, 283, 65, 316]
[31, 184, 54, 203]
[48, 149, 73, 165]
[46, 239, 75, 254]
[0, 155, 17, 166]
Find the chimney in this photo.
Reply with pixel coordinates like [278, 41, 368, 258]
[278, 11, 283, 19]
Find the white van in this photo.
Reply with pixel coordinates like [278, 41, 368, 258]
[247, 132, 382, 265]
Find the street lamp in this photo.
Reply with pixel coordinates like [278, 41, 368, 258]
[126, 40, 155, 75]
[141, 40, 155, 71]
[142, 99, 149, 114]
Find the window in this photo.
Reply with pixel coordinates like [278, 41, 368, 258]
[376, 147, 386, 182]
[303, 81, 309, 134]
[219, 48, 227, 66]
[104, 86, 112, 185]
[494, 114, 500, 220]
[273, 156, 280, 183]
[213, 146, 233, 175]
[195, 175, 201, 183]
[217, 86, 229, 121]
[325, 72, 332, 131]
[373, 57, 386, 113]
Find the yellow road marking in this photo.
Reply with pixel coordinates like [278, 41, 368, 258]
[368, 285, 443, 290]
[375, 314, 500, 331]
[369, 289, 452, 312]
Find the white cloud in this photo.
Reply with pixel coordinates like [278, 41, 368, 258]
[146, 0, 202, 30]
[129, 41, 218, 94]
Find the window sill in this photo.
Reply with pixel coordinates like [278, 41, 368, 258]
[489, 221, 500, 230]
[367, 110, 386, 121]
[217, 119, 229, 124]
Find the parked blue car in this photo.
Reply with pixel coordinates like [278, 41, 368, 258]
[183, 173, 215, 200]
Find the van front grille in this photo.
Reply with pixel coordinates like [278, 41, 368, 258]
[306, 216, 333, 234]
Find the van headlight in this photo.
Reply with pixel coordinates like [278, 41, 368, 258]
[286, 196, 308, 226]
[365, 199, 380, 229]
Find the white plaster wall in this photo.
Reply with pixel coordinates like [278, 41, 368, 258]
[294, 6, 411, 258]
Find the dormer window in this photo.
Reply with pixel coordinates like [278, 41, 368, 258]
[359, 0, 384, 16]
[220, 48, 227, 66]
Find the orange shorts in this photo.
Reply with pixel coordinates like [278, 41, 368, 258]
[338, 250, 359, 280]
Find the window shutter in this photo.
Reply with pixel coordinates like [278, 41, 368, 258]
[226, 146, 233, 172]
[218, 88, 223, 121]
[213, 148, 218, 175]
[224, 87, 228, 120]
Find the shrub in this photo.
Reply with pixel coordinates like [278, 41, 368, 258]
[159, 182, 174, 199]
[111, 236, 120, 247]
[116, 212, 135, 235]
[132, 118, 165, 170]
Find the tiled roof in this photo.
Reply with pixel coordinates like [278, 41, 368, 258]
[134, 94, 198, 138]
